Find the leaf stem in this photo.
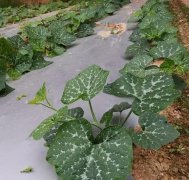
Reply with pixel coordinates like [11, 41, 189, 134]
[40, 103, 58, 112]
[88, 100, 101, 127]
[119, 112, 122, 125]
[45, 97, 52, 107]
[121, 109, 132, 127]
[91, 123, 102, 130]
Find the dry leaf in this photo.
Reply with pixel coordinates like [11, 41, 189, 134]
[97, 30, 111, 38]
[151, 60, 164, 67]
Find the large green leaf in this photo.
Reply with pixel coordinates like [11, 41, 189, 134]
[140, 20, 177, 40]
[120, 54, 159, 77]
[104, 73, 181, 115]
[132, 112, 180, 149]
[49, 21, 76, 47]
[47, 120, 133, 179]
[125, 40, 150, 59]
[76, 24, 94, 38]
[43, 107, 84, 146]
[24, 26, 50, 52]
[62, 65, 109, 104]
[30, 52, 52, 70]
[31, 106, 84, 140]
[129, 29, 143, 42]
[150, 42, 186, 60]
[127, 8, 144, 23]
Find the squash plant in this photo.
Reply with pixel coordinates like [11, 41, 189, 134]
[0, 0, 130, 96]
[30, 65, 180, 179]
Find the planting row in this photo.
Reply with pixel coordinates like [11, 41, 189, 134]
[28, 0, 189, 179]
[0, 0, 130, 96]
[0, 1, 70, 28]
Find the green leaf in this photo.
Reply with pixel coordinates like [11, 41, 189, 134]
[104, 73, 181, 115]
[132, 112, 180, 149]
[31, 106, 67, 140]
[61, 65, 109, 104]
[140, 20, 177, 40]
[129, 29, 143, 42]
[49, 21, 76, 47]
[47, 120, 133, 179]
[111, 102, 131, 112]
[125, 40, 150, 59]
[127, 9, 144, 23]
[76, 24, 94, 38]
[28, 83, 47, 105]
[120, 54, 159, 78]
[24, 26, 50, 52]
[30, 52, 52, 70]
[100, 102, 131, 126]
[150, 42, 185, 60]
[43, 107, 84, 145]
[100, 111, 113, 126]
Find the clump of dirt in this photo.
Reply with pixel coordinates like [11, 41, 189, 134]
[132, 1, 189, 179]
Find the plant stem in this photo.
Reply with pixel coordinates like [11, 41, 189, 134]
[40, 103, 57, 112]
[119, 112, 122, 125]
[91, 123, 102, 130]
[45, 97, 52, 107]
[121, 109, 132, 127]
[88, 100, 101, 127]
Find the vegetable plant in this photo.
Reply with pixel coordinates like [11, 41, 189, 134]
[0, 0, 131, 96]
[30, 65, 180, 179]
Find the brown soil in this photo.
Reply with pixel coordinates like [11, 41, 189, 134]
[170, 0, 189, 50]
[132, 1, 189, 179]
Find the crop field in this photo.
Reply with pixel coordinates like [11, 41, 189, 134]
[0, 0, 188, 179]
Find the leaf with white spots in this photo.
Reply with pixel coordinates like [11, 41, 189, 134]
[150, 42, 186, 60]
[120, 54, 159, 78]
[31, 106, 84, 140]
[44, 107, 84, 145]
[140, 20, 177, 40]
[47, 120, 133, 180]
[125, 40, 150, 59]
[132, 112, 180, 149]
[104, 73, 181, 115]
[61, 65, 109, 104]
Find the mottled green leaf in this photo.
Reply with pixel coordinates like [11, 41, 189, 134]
[127, 9, 144, 23]
[76, 24, 94, 38]
[132, 112, 180, 149]
[140, 20, 177, 40]
[31, 53, 52, 70]
[150, 42, 185, 60]
[104, 73, 181, 115]
[62, 65, 109, 104]
[125, 40, 150, 59]
[49, 22, 76, 47]
[43, 107, 84, 145]
[24, 26, 50, 52]
[120, 54, 159, 77]
[47, 120, 133, 179]
[129, 29, 143, 42]
[31, 106, 68, 140]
